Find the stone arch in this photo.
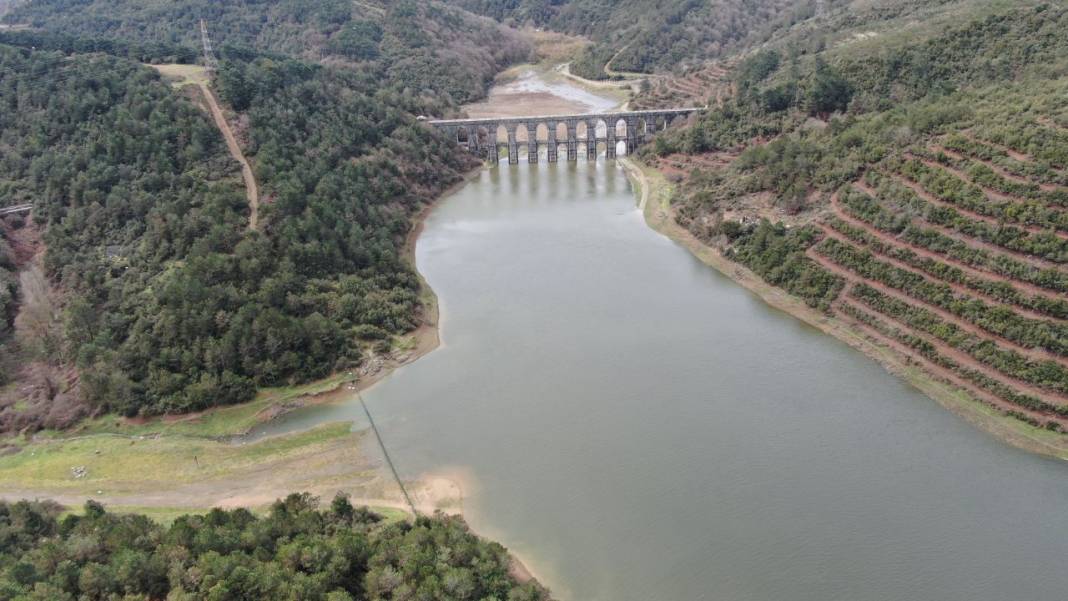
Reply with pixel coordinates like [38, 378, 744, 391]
[536, 122, 550, 142]
[496, 123, 509, 142]
[555, 122, 568, 141]
[456, 127, 469, 144]
[615, 139, 628, 157]
[576, 121, 588, 139]
[511, 123, 526, 143]
[595, 119, 609, 139]
[614, 118, 628, 138]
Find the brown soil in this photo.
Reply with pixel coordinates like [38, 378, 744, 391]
[893, 167, 1068, 241]
[961, 131, 1034, 163]
[859, 177, 1066, 271]
[834, 297, 1066, 425]
[932, 144, 1063, 193]
[198, 84, 260, 231]
[0, 217, 42, 269]
[807, 246, 1068, 368]
[817, 223, 1059, 324]
[830, 190, 1065, 302]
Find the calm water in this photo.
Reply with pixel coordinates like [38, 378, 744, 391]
[255, 159, 1068, 600]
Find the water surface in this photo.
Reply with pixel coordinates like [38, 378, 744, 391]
[256, 159, 1068, 601]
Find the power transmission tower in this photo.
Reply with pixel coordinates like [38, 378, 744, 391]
[200, 19, 218, 70]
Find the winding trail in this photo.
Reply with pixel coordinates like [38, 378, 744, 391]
[200, 83, 260, 231]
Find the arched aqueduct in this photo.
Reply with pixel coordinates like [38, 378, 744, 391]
[429, 108, 701, 164]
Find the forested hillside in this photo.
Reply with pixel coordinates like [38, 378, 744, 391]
[649, 2, 1068, 433]
[448, 0, 824, 78]
[0, 0, 531, 430]
[3, 0, 531, 103]
[0, 496, 547, 600]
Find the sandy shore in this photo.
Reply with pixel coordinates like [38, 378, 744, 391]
[619, 157, 1068, 461]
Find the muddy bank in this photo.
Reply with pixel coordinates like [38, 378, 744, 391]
[464, 64, 627, 119]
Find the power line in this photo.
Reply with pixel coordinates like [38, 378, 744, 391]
[199, 19, 217, 70]
[358, 392, 418, 516]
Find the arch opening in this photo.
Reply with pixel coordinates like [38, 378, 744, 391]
[536, 123, 550, 142]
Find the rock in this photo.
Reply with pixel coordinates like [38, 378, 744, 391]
[358, 355, 385, 377]
[71, 466, 88, 479]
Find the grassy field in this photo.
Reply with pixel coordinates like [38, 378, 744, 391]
[69, 373, 356, 439]
[0, 368, 447, 521]
[150, 63, 211, 88]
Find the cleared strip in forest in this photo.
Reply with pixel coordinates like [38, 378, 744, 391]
[840, 284, 1068, 402]
[962, 131, 1038, 164]
[199, 83, 260, 231]
[966, 129, 1068, 172]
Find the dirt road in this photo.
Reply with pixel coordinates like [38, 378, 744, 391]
[199, 83, 260, 230]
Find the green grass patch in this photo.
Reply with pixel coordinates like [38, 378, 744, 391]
[71, 373, 354, 440]
[0, 422, 355, 496]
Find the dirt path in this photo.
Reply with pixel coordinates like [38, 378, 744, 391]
[817, 224, 1060, 324]
[199, 83, 260, 231]
[961, 131, 1034, 163]
[932, 145, 1063, 193]
[834, 297, 1068, 424]
[830, 191, 1067, 301]
[859, 178, 1068, 269]
[837, 294, 1067, 409]
[557, 62, 642, 91]
[807, 245, 1068, 367]
[893, 168, 1068, 241]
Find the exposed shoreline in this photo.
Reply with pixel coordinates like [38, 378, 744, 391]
[619, 156, 1068, 461]
[397, 166, 553, 592]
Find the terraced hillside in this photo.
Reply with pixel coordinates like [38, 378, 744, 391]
[666, 77, 1068, 435]
[646, 1, 1068, 442]
[630, 62, 733, 111]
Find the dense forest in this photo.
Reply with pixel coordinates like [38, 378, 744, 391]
[3, 0, 531, 104]
[0, 0, 532, 430]
[0, 496, 547, 600]
[652, 2, 1068, 430]
[0, 43, 477, 426]
[447, 0, 828, 78]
